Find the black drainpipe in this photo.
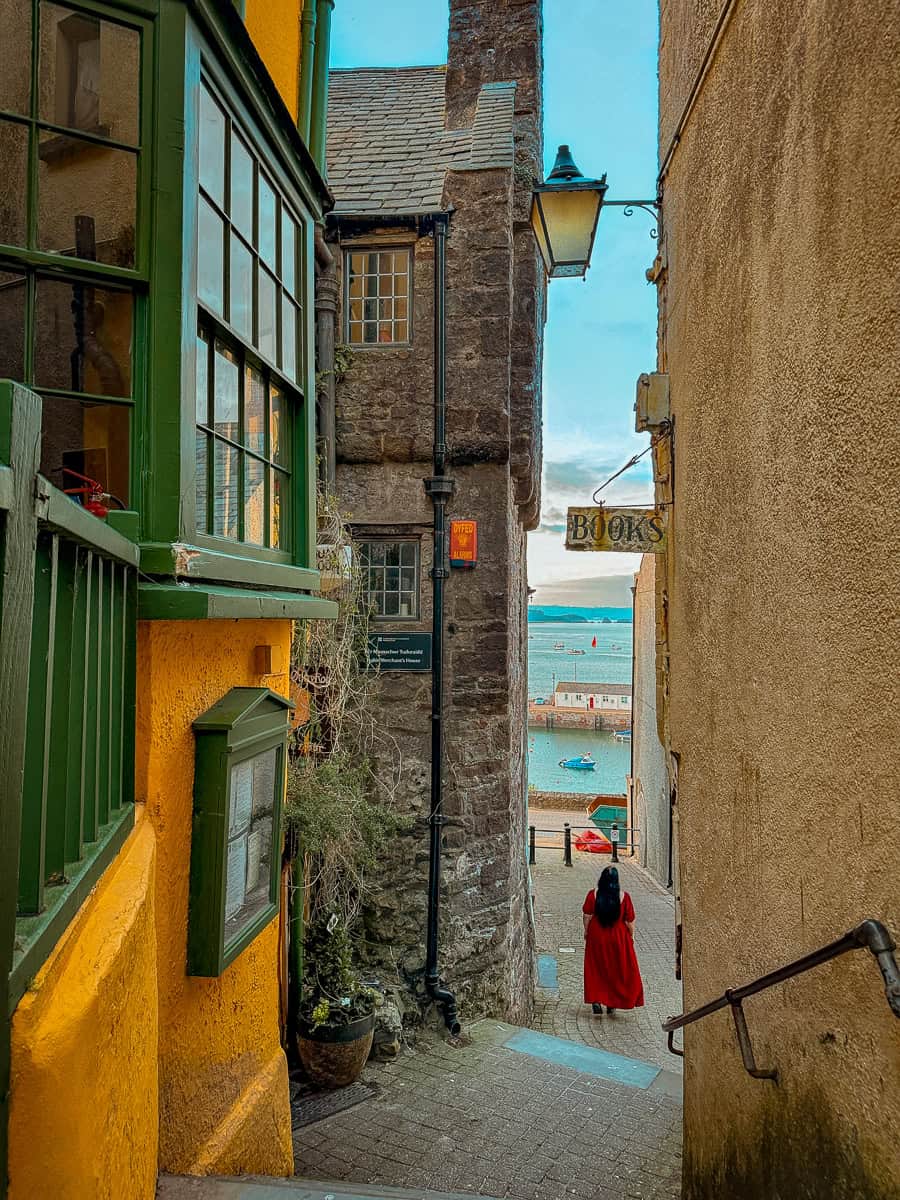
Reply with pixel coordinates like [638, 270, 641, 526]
[423, 212, 461, 1036]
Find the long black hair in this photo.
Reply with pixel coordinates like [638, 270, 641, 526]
[594, 866, 621, 926]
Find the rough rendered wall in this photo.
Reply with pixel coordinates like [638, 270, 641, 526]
[8, 820, 159, 1200]
[658, 2, 900, 1196]
[137, 619, 294, 1178]
[632, 556, 669, 889]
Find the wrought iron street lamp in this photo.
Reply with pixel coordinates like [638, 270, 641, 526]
[531, 145, 660, 279]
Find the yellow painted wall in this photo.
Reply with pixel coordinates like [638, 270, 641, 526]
[8, 617, 295, 1196]
[8, 817, 159, 1200]
[137, 618, 294, 1177]
[656, 1, 900, 1197]
[245, 0, 302, 121]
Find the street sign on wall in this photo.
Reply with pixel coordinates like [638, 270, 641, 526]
[565, 507, 667, 553]
[368, 633, 433, 672]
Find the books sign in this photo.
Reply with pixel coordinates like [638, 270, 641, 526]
[565, 507, 667, 553]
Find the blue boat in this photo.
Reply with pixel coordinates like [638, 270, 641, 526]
[559, 754, 596, 771]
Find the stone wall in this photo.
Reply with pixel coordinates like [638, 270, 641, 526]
[656, 1, 900, 1195]
[330, 0, 544, 1024]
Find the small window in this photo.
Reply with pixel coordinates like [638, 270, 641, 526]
[358, 539, 419, 618]
[345, 249, 411, 346]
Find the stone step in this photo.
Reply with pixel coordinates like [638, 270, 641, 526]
[157, 1177, 502, 1200]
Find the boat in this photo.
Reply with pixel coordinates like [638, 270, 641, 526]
[565, 648, 585, 655]
[553, 642, 565, 650]
[613, 729, 631, 742]
[559, 754, 596, 771]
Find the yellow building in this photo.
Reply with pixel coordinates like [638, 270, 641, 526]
[0, 1, 336, 1196]
[653, 1, 900, 1196]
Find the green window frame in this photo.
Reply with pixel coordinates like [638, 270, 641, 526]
[188, 687, 292, 976]
[0, 0, 153, 511]
[192, 71, 306, 560]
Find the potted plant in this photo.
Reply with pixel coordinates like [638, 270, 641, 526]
[295, 914, 376, 1088]
[285, 490, 407, 1087]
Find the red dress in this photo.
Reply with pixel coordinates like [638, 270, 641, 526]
[583, 890, 645, 1009]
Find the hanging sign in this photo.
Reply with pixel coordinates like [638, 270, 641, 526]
[449, 519, 478, 568]
[565, 507, 667, 553]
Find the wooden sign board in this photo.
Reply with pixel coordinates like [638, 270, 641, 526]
[565, 507, 667, 553]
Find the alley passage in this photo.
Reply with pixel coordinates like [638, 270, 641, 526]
[279, 824, 683, 1200]
[529, 808, 683, 1074]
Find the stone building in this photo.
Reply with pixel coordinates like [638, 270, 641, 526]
[322, 0, 544, 1022]
[631, 555, 669, 890]
[653, 1, 900, 1196]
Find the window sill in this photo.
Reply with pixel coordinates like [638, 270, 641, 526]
[140, 541, 321, 593]
[137, 581, 338, 621]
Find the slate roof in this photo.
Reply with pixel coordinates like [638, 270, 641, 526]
[326, 67, 516, 217]
[555, 682, 633, 695]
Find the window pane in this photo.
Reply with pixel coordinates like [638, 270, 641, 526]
[400, 543, 416, 565]
[257, 174, 276, 270]
[269, 385, 286, 465]
[213, 340, 239, 440]
[195, 431, 208, 534]
[34, 279, 132, 397]
[394, 319, 408, 342]
[269, 468, 284, 549]
[198, 82, 225, 207]
[230, 233, 253, 341]
[213, 440, 239, 538]
[39, 394, 129, 502]
[39, 4, 140, 145]
[38, 134, 137, 267]
[0, 1, 31, 114]
[244, 455, 264, 546]
[0, 120, 28, 247]
[230, 131, 254, 241]
[244, 365, 265, 454]
[257, 267, 276, 362]
[281, 295, 296, 381]
[195, 330, 209, 423]
[0, 271, 27, 381]
[198, 196, 224, 315]
[281, 210, 296, 293]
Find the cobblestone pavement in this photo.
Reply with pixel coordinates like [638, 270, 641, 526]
[292, 1020, 682, 1200]
[529, 809, 683, 1075]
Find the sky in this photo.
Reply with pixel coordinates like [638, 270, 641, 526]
[331, 1, 659, 607]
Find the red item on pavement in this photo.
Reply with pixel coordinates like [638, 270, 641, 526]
[574, 828, 610, 853]
[583, 889, 645, 1010]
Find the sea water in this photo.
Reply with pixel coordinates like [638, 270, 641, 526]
[527, 610, 632, 797]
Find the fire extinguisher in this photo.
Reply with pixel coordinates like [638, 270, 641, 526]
[62, 467, 112, 519]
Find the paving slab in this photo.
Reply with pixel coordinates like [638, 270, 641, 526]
[291, 1019, 682, 1200]
[528, 819, 683, 1075]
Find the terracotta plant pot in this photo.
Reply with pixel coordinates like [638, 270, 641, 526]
[296, 1010, 375, 1089]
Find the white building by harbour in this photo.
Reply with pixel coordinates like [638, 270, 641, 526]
[554, 682, 632, 712]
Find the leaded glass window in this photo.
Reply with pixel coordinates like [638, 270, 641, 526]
[358, 540, 419, 618]
[345, 249, 411, 346]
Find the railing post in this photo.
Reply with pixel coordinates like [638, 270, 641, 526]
[611, 820, 619, 863]
[563, 823, 572, 867]
[528, 824, 536, 865]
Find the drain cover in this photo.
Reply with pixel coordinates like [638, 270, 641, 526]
[291, 1080, 377, 1129]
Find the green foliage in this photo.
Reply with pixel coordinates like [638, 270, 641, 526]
[299, 913, 375, 1029]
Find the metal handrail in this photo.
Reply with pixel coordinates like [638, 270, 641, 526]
[662, 919, 900, 1082]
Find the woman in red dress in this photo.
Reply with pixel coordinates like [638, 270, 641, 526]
[582, 866, 644, 1015]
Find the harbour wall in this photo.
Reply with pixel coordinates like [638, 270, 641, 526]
[527, 790, 626, 813]
[528, 704, 630, 731]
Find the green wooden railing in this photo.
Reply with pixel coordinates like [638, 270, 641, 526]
[0, 378, 139, 1016]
